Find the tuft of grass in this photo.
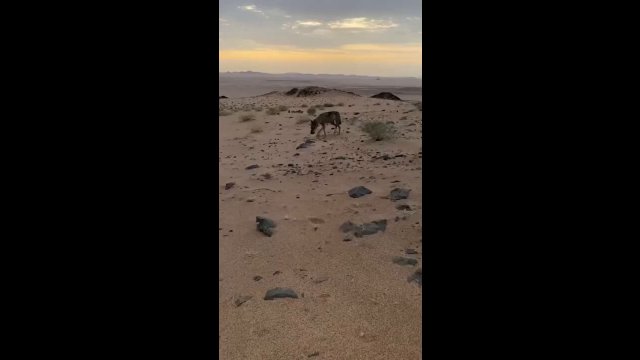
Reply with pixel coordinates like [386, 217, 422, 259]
[307, 107, 317, 116]
[278, 105, 288, 112]
[360, 121, 397, 141]
[250, 125, 263, 133]
[240, 113, 256, 122]
[266, 107, 279, 115]
[219, 109, 233, 116]
[296, 115, 310, 124]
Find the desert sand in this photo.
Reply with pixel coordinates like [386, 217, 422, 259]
[219, 85, 422, 359]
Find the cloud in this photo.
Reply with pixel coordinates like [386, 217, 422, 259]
[296, 21, 323, 27]
[328, 17, 398, 31]
[238, 4, 269, 17]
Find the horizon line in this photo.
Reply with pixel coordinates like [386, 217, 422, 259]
[219, 70, 422, 79]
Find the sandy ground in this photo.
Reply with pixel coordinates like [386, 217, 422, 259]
[219, 88, 422, 359]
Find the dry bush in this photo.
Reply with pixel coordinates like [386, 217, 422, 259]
[266, 107, 279, 115]
[301, 104, 308, 108]
[324, 103, 334, 107]
[337, 102, 344, 106]
[240, 113, 256, 122]
[277, 105, 288, 112]
[253, 106, 263, 112]
[360, 121, 397, 141]
[296, 115, 310, 124]
[250, 125, 263, 133]
[307, 107, 317, 116]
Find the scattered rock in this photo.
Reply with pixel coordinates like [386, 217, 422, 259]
[348, 186, 372, 198]
[264, 287, 299, 300]
[396, 204, 412, 211]
[253, 276, 263, 281]
[256, 216, 276, 237]
[392, 256, 418, 266]
[234, 295, 252, 307]
[390, 188, 411, 201]
[246, 164, 260, 170]
[405, 248, 418, 254]
[224, 182, 235, 190]
[313, 276, 329, 284]
[273, 270, 281, 275]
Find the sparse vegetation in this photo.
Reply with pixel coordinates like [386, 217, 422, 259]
[240, 113, 256, 122]
[347, 117, 359, 125]
[266, 107, 279, 115]
[253, 106, 263, 112]
[307, 107, 316, 116]
[250, 125, 263, 133]
[361, 121, 397, 141]
[301, 104, 308, 108]
[278, 105, 288, 112]
[316, 106, 325, 111]
[324, 103, 334, 107]
[337, 102, 344, 106]
[219, 109, 233, 116]
[296, 115, 310, 124]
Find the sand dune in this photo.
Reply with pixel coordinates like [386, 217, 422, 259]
[219, 86, 422, 359]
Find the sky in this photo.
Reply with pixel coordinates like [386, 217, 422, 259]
[219, 0, 422, 78]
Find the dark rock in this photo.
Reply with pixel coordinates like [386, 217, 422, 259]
[285, 88, 299, 95]
[370, 92, 402, 101]
[246, 164, 260, 170]
[225, 182, 235, 190]
[234, 295, 252, 307]
[273, 270, 281, 275]
[348, 186, 372, 198]
[354, 220, 387, 237]
[339, 221, 357, 233]
[219, 96, 228, 99]
[407, 268, 422, 286]
[396, 204, 412, 211]
[392, 256, 418, 266]
[264, 287, 299, 300]
[253, 276, 263, 281]
[313, 276, 329, 284]
[390, 188, 411, 201]
[296, 142, 310, 149]
[256, 216, 276, 237]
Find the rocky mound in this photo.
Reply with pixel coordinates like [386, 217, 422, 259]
[371, 92, 402, 101]
[285, 88, 299, 96]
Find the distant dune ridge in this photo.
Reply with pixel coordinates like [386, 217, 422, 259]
[220, 71, 421, 100]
